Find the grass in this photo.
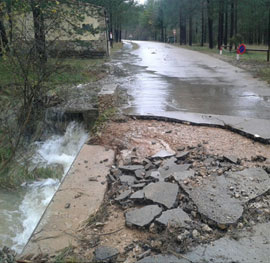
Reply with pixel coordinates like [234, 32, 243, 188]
[176, 44, 270, 84]
[0, 56, 107, 90]
[0, 164, 63, 189]
[48, 57, 107, 86]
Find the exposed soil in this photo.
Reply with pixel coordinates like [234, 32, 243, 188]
[66, 119, 270, 262]
[97, 119, 270, 164]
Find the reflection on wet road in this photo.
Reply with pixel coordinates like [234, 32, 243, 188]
[112, 41, 270, 119]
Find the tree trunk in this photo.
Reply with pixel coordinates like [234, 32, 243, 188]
[189, 14, 193, 46]
[224, 0, 228, 48]
[230, 0, 234, 50]
[201, 0, 205, 47]
[31, 0, 47, 63]
[207, 0, 214, 49]
[235, 0, 238, 35]
[0, 17, 8, 54]
[218, 0, 224, 49]
[179, 7, 187, 45]
[268, 6, 270, 50]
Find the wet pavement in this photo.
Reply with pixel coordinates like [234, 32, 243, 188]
[114, 41, 270, 119]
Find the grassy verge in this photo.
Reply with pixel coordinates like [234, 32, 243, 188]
[0, 57, 107, 89]
[176, 44, 270, 84]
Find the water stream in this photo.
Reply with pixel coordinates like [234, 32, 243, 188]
[0, 122, 88, 253]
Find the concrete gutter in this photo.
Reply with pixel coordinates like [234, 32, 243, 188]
[20, 145, 115, 257]
[128, 111, 270, 144]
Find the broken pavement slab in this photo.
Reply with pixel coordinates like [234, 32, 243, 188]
[151, 150, 175, 159]
[181, 176, 244, 225]
[94, 245, 119, 263]
[125, 205, 162, 228]
[181, 167, 270, 226]
[119, 165, 144, 172]
[136, 254, 183, 263]
[129, 111, 270, 143]
[115, 190, 132, 201]
[176, 222, 270, 263]
[155, 208, 192, 228]
[157, 157, 190, 180]
[172, 170, 195, 182]
[20, 145, 114, 257]
[144, 182, 179, 209]
[226, 167, 270, 202]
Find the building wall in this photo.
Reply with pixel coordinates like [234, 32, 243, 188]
[9, 3, 109, 58]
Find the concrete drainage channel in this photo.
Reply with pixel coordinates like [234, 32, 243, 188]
[18, 112, 270, 262]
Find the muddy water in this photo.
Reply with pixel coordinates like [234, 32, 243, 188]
[0, 122, 88, 253]
[114, 41, 270, 119]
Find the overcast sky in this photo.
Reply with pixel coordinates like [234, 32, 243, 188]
[137, 0, 146, 4]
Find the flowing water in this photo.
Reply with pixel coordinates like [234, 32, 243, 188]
[0, 122, 88, 253]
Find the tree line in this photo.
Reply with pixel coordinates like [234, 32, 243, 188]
[122, 0, 270, 49]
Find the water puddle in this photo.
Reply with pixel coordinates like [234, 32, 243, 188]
[0, 122, 88, 253]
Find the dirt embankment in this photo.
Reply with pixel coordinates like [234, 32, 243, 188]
[72, 119, 270, 262]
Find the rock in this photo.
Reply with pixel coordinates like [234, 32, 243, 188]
[156, 208, 192, 228]
[176, 151, 189, 160]
[144, 182, 179, 209]
[151, 150, 175, 159]
[172, 170, 195, 182]
[119, 165, 144, 172]
[136, 255, 183, 263]
[202, 224, 213, 233]
[94, 246, 119, 262]
[224, 155, 239, 164]
[177, 230, 190, 241]
[149, 223, 158, 234]
[181, 176, 243, 225]
[119, 175, 136, 185]
[130, 190, 145, 200]
[125, 205, 162, 228]
[115, 190, 132, 201]
[65, 203, 71, 209]
[192, 229, 200, 239]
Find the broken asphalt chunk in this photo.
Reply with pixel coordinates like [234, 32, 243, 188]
[224, 155, 239, 164]
[119, 165, 144, 172]
[130, 190, 145, 200]
[94, 246, 119, 263]
[176, 151, 189, 160]
[181, 176, 243, 225]
[151, 150, 175, 159]
[144, 182, 179, 209]
[136, 254, 183, 263]
[159, 160, 191, 180]
[119, 175, 136, 186]
[226, 167, 270, 203]
[115, 190, 132, 201]
[135, 169, 145, 179]
[125, 205, 162, 228]
[156, 208, 192, 228]
[173, 170, 195, 182]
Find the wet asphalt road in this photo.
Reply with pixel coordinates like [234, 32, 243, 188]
[114, 41, 270, 119]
